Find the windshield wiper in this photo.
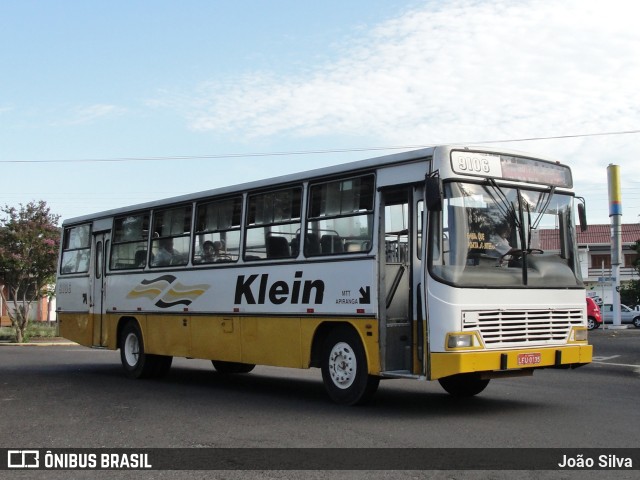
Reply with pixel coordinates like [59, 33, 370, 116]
[530, 186, 556, 231]
[525, 186, 555, 251]
[486, 179, 522, 231]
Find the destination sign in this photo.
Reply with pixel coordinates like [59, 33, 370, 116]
[451, 151, 573, 188]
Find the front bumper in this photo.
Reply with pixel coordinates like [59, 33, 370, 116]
[430, 344, 592, 380]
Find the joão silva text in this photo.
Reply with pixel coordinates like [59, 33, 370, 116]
[558, 454, 632, 469]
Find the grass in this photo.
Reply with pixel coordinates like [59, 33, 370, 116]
[0, 322, 59, 342]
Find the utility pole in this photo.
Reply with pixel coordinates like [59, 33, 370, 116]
[607, 164, 624, 328]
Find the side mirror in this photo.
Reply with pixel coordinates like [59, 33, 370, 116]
[425, 175, 443, 212]
[577, 198, 587, 232]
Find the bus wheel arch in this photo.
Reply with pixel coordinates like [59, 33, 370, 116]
[318, 324, 380, 405]
[310, 322, 339, 368]
[118, 317, 172, 379]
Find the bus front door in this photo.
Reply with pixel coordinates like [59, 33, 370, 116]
[379, 186, 422, 374]
[91, 232, 109, 347]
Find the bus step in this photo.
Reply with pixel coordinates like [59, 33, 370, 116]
[380, 370, 423, 380]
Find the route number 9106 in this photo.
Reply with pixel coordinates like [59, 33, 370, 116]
[451, 152, 502, 177]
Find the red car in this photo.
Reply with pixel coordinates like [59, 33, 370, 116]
[586, 297, 602, 330]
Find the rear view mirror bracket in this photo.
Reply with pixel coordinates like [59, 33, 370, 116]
[425, 171, 443, 212]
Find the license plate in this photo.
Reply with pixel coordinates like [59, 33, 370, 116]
[518, 352, 542, 366]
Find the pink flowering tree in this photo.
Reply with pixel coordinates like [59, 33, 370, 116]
[0, 201, 60, 342]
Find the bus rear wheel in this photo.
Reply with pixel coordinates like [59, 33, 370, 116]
[321, 326, 379, 406]
[212, 361, 255, 374]
[438, 373, 490, 397]
[119, 321, 172, 379]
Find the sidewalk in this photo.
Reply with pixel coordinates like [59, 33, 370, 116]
[0, 337, 78, 346]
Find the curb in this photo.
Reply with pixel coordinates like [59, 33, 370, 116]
[0, 340, 78, 347]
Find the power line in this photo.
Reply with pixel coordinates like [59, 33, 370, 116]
[2, 129, 640, 164]
[472, 129, 640, 145]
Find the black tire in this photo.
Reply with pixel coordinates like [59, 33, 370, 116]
[438, 373, 490, 397]
[320, 326, 380, 406]
[212, 361, 255, 374]
[587, 317, 597, 330]
[633, 317, 640, 328]
[119, 321, 172, 379]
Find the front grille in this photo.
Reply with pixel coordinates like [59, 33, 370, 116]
[463, 309, 583, 347]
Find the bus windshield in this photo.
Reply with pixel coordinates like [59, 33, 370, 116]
[429, 181, 583, 288]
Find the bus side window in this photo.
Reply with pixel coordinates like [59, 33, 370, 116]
[150, 205, 192, 267]
[306, 174, 374, 257]
[194, 196, 242, 264]
[110, 213, 150, 270]
[244, 187, 301, 261]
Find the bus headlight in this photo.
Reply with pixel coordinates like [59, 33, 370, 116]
[447, 334, 474, 349]
[572, 328, 588, 342]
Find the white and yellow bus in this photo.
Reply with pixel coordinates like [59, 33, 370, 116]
[56, 145, 592, 405]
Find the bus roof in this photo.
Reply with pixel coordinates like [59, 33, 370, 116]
[62, 146, 438, 225]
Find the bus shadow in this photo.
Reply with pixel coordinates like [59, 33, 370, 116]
[84, 363, 538, 417]
[370, 383, 531, 417]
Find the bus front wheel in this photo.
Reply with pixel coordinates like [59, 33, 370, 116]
[119, 321, 172, 379]
[438, 373, 490, 397]
[321, 326, 379, 406]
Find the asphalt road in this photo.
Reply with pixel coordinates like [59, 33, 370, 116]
[0, 329, 638, 479]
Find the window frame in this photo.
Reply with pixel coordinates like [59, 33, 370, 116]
[305, 173, 375, 257]
[243, 185, 302, 261]
[193, 195, 243, 265]
[150, 204, 193, 268]
[59, 223, 92, 275]
[109, 212, 151, 271]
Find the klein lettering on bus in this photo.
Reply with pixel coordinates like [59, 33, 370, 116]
[234, 271, 325, 305]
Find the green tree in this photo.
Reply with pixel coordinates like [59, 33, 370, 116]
[0, 201, 60, 342]
[620, 239, 640, 307]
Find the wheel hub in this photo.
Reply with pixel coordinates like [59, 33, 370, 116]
[328, 342, 356, 389]
[124, 333, 140, 366]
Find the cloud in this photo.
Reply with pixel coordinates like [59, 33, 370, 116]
[54, 104, 126, 126]
[176, 0, 640, 147]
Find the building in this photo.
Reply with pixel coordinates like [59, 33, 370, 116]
[0, 285, 56, 327]
[578, 223, 639, 304]
[541, 223, 640, 304]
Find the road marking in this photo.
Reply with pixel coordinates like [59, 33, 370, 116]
[592, 355, 620, 361]
[592, 360, 640, 372]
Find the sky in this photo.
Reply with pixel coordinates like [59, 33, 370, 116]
[1, 0, 639, 227]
